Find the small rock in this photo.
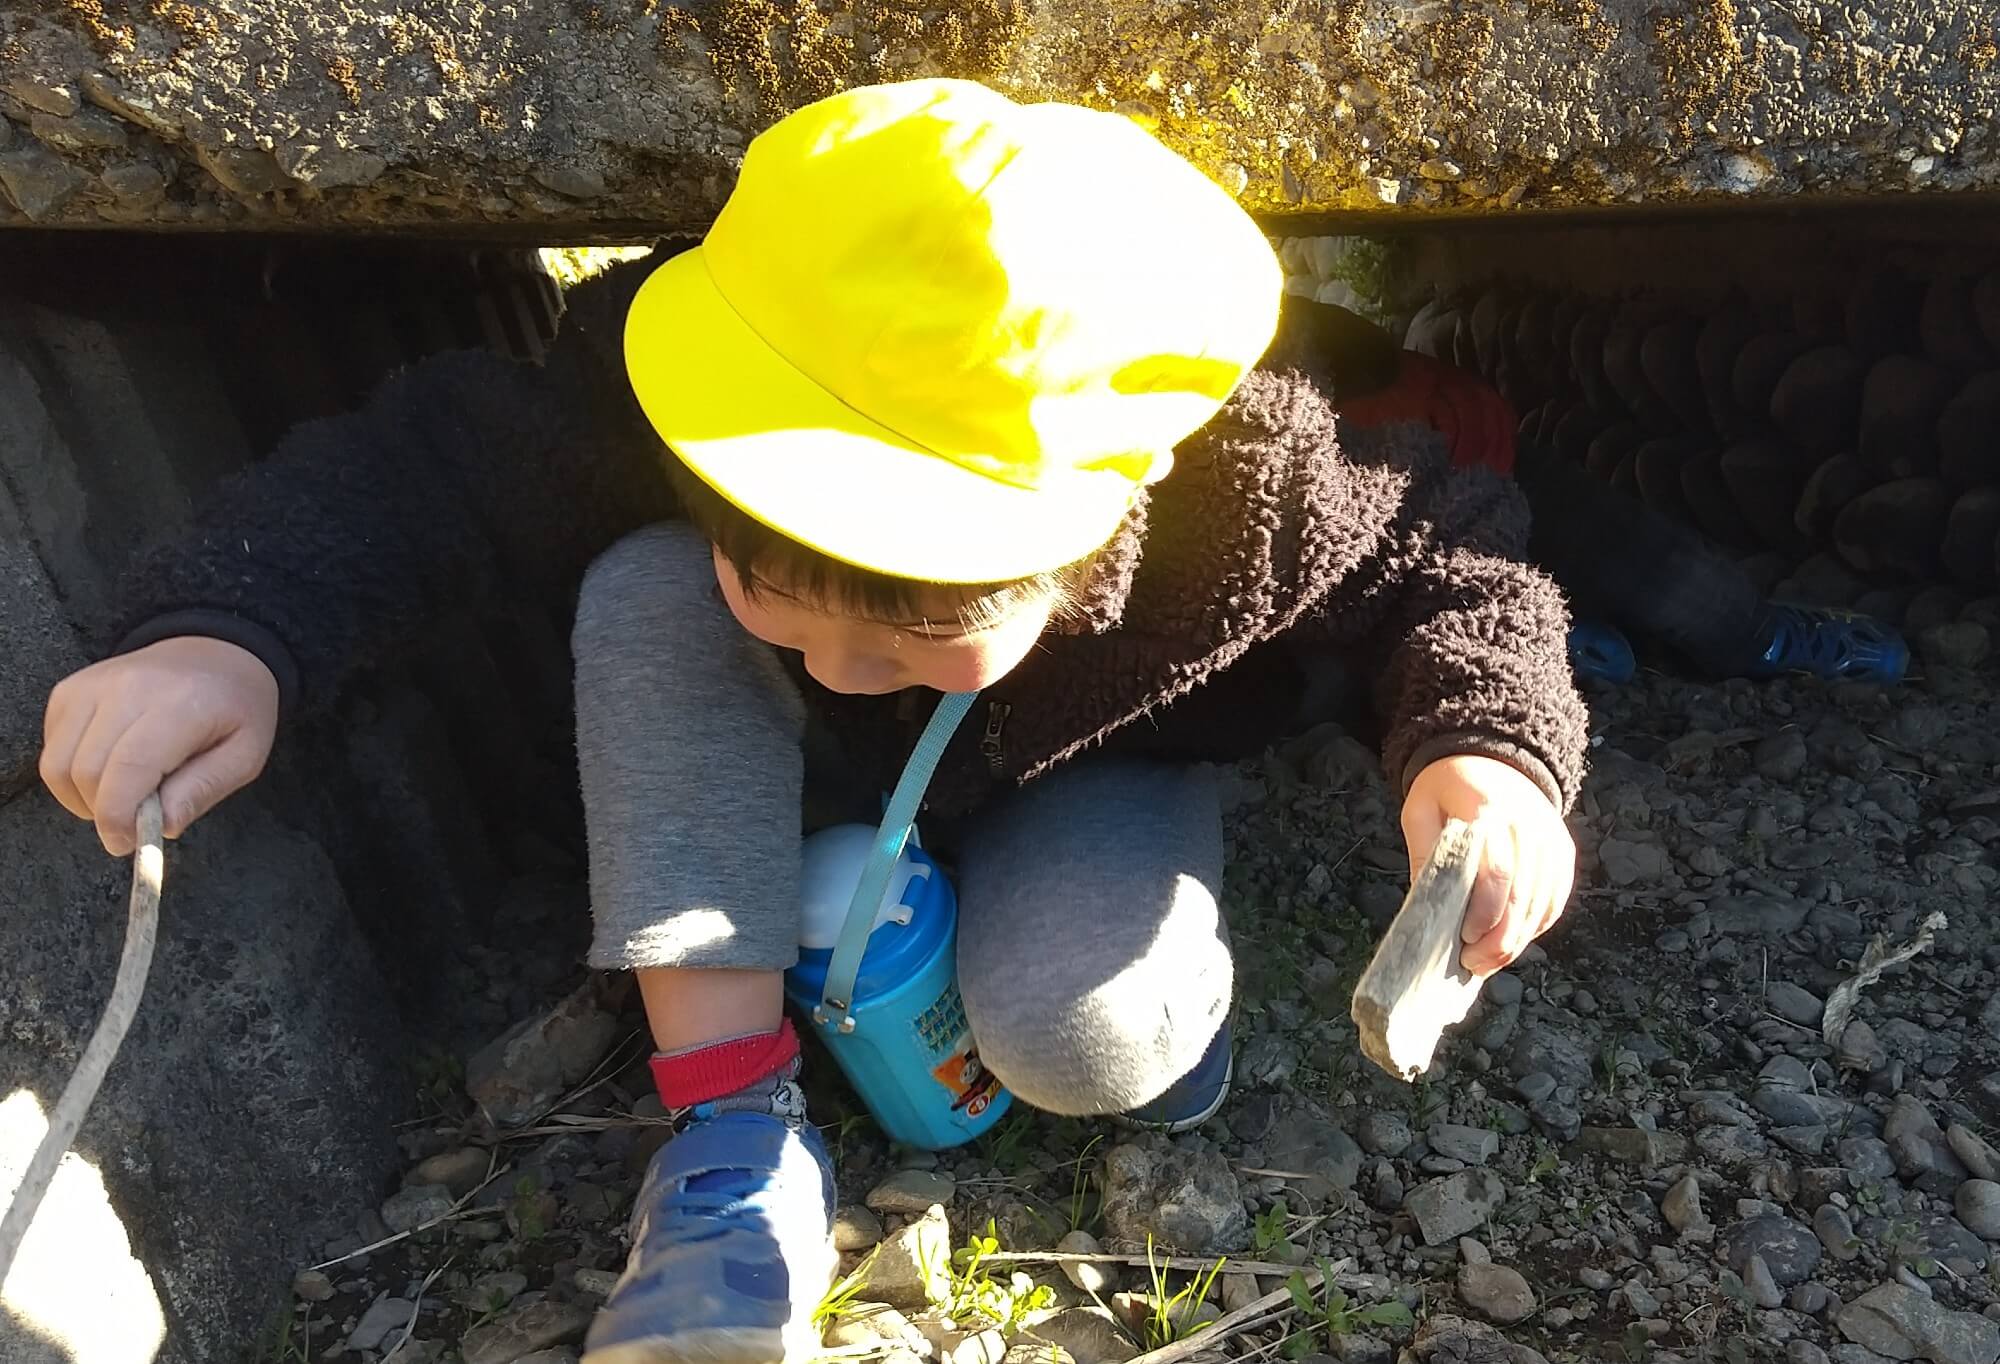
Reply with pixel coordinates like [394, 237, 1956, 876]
[1358, 1112, 1414, 1157]
[0, 145, 87, 219]
[825, 1303, 930, 1356]
[1429, 1125, 1500, 1166]
[1756, 731, 1811, 783]
[1713, 896, 1809, 937]
[1841, 1021, 1890, 1072]
[1514, 1072, 1557, 1104]
[1920, 622, 1990, 671]
[1790, 1343, 1832, 1364]
[1263, 1108, 1364, 1200]
[1957, 1181, 2000, 1240]
[572, 1269, 618, 1299]
[1842, 1137, 1900, 1181]
[1663, 1175, 1707, 1232]
[1767, 983, 1826, 1027]
[1580, 1267, 1614, 1291]
[1724, 1215, 1824, 1288]
[1508, 1026, 1593, 1090]
[869, 1170, 958, 1216]
[1058, 1230, 1120, 1295]
[1028, 1307, 1138, 1364]
[1745, 1254, 1785, 1310]
[1794, 1284, 1836, 1316]
[466, 979, 622, 1128]
[411, 1147, 492, 1199]
[1577, 1127, 1688, 1169]
[293, 1270, 335, 1302]
[835, 1205, 885, 1252]
[1101, 1139, 1248, 1252]
[1819, 1204, 1862, 1260]
[4, 75, 79, 116]
[1485, 973, 1524, 1007]
[460, 1302, 594, 1364]
[871, 1205, 953, 1311]
[455, 1272, 530, 1311]
[1598, 837, 1672, 886]
[382, 1184, 455, 1234]
[1458, 1263, 1535, 1323]
[1406, 1169, 1506, 1246]
[1460, 1237, 1492, 1264]
[350, 1297, 418, 1352]
[1623, 1281, 1662, 1317]
[1836, 1282, 2000, 1364]
[1951, 1126, 2000, 1183]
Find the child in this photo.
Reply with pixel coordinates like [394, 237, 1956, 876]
[40, 80, 1587, 1363]
[1288, 296, 1911, 686]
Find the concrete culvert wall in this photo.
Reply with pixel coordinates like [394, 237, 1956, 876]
[0, 0, 1997, 231]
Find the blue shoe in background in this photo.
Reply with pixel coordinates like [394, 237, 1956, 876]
[1746, 604, 1909, 685]
[583, 1109, 836, 1364]
[1119, 1020, 1234, 1135]
[1568, 620, 1637, 686]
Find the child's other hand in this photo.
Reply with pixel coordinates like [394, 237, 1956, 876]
[41, 637, 280, 857]
[1401, 753, 1576, 977]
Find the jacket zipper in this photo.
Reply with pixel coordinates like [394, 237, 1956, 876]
[981, 701, 1011, 777]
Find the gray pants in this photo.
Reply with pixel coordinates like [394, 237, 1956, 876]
[572, 525, 1233, 1115]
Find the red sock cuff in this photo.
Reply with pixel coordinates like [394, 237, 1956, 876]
[650, 1019, 800, 1109]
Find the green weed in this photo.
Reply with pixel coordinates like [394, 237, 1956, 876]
[1142, 1237, 1228, 1350]
[814, 1246, 881, 1330]
[949, 1221, 1056, 1333]
[1281, 1262, 1415, 1360]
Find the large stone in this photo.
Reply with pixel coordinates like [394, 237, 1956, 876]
[459, 1300, 594, 1364]
[1723, 1215, 1824, 1288]
[1263, 1106, 1364, 1200]
[1407, 1170, 1506, 1246]
[0, 794, 402, 1361]
[1836, 1283, 2000, 1364]
[1101, 1139, 1248, 1253]
[0, 0, 1996, 232]
[465, 975, 623, 1128]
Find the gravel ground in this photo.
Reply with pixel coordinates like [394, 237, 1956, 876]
[263, 623, 2000, 1364]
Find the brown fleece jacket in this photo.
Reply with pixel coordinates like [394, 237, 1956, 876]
[114, 256, 1588, 820]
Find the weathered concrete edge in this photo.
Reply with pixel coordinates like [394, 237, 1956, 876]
[0, 0, 1995, 233]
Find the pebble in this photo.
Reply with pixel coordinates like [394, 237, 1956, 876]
[349, 1297, 418, 1352]
[1579, 1267, 1614, 1291]
[868, 1170, 958, 1215]
[381, 1184, 455, 1234]
[460, 1301, 595, 1364]
[834, 1206, 885, 1252]
[1358, 1112, 1414, 1157]
[1484, 973, 1524, 1007]
[1724, 1215, 1824, 1288]
[571, 1269, 618, 1299]
[1428, 1124, 1499, 1166]
[1744, 1253, 1785, 1309]
[1623, 1281, 1663, 1317]
[1792, 1283, 1836, 1316]
[1840, 1137, 1899, 1181]
[1457, 1263, 1536, 1324]
[1817, 1203, 1861, 1260]
[1951, 1124, 2000, 1182]
[1756, 731, 1811, 783]
[1957, 1181, 2000, 1239]
[1514, 1072, 1557, 1104]
[293, 1270, 335, 1302]
[1767, 982, 1826, 1026]
[1405, 1170, 1506, 1246]
[1662, 1174, 1707, 1232]
[1459, 1237, 1492, 1265]
[1057, 1230, 1120, 1295]
[410, 1147, 492, 1199]
[1839, 1021, 1888, 1072]
[870, 1206, 953, 1311]
[1787, 1343, 1831, 1364]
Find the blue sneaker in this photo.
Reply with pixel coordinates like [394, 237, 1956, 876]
[1118, 1021, 1234, 1135]
[583, 1109, 837, 1364]
[1568, 620, 1637, 686]
[1745, 605, 1909, 685]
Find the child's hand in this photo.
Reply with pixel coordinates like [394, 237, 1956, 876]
[1401, 753, 1576, 977]
[41, 637, 280, 857]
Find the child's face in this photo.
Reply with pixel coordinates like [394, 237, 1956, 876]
[712, 548, 1055, 696]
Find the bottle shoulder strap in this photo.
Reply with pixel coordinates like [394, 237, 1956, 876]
[815, 690, 979, 1033]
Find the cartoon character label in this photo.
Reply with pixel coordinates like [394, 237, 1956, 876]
[931, 1039, 1001, 1118]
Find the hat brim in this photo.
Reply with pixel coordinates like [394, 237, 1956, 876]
[624, 248, 1138, 584]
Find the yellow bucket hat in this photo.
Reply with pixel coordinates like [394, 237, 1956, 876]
[624, 78, 1282, 584]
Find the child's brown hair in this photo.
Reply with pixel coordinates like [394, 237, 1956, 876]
[664, 456, 1092, 632]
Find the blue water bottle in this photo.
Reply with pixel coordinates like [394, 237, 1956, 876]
[783, 691, 1013, 1151]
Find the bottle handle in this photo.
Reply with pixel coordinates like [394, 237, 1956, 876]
[815, 691, 979, 1033]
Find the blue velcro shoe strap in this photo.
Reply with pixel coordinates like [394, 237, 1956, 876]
[652, 1111, 797, 1185]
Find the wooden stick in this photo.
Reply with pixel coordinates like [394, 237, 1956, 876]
[986, 1250, 1362, 1281]
[0, 795, 164, 1289]
[1350, 819, 1484, 1081]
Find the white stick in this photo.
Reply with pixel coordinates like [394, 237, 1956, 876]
[0, 794, 164, 1288]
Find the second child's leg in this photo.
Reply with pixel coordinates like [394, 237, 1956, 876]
[571, 525, 831, 1364]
